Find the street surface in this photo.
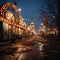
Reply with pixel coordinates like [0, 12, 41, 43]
[0, 35, 60, 60]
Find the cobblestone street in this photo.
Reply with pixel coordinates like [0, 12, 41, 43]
[0, 36, 60, 60]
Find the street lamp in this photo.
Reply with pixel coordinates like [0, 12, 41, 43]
[41, 23, 43, 26]
[18, 8, 22, 11]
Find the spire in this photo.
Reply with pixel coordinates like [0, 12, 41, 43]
[29, 17, 36, 35]
[31, 17, 34, 22]
[43, 15, 48, 27]
[30, 17, 35, 25]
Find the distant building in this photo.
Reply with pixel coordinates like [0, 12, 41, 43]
[29, 17, 37, 35]
[43, 16, 48, 27]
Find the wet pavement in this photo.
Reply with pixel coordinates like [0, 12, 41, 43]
[17, 41, 60, 60]
[0, 36, 60, 60]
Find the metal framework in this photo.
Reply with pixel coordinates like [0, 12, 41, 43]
[0, 2, 28, 31]
[0, 2, 21, 17]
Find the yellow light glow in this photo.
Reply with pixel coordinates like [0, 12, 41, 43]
[27, 27, 31, 30]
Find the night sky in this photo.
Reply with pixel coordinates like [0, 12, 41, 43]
[16, 0, 44, 31]
[0, 0, 57, 31]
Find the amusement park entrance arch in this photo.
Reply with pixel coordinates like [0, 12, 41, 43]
[0, 2, 27, 30]
[0, 2, 32, 41]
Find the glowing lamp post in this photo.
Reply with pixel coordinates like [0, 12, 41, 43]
[18, 8, 22, 11]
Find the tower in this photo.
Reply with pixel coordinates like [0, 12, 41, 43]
[29, 17, 36, 35]
[43, 15, 48, 28]
[29, 17, 35, 28]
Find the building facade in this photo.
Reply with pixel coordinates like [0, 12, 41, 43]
[0, 2, 26, 41]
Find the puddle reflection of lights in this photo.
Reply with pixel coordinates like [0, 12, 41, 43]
[18, 53, 31, 60]
[37, 42, 44, 51]
[39, 43, 44, 51]
[18, 53, 27, 60]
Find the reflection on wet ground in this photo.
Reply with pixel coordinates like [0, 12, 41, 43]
[17, 41, 60, 60]
[0, 36, 60, 60]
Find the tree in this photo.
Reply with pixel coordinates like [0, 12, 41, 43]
[38, 0, 59, 40]
[45, 0, 59, 40]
